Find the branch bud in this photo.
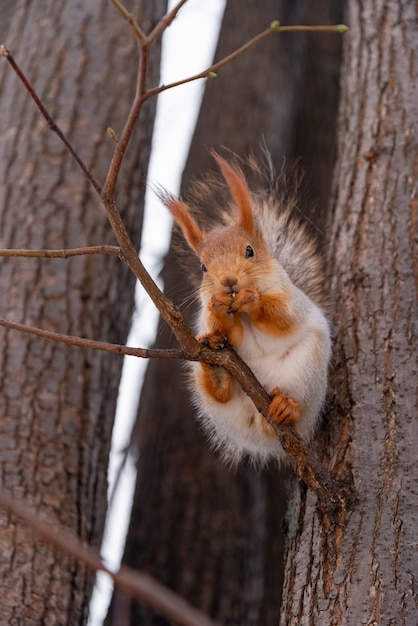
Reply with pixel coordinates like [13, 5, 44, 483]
[107, 127, 119, 143]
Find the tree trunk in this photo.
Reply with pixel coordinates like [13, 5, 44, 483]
[110, 1, 344, 624]
[281, 1, 418, 623]
[0, 1, 162, 623]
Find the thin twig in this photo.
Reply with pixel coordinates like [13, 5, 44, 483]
[103, 0, 189, 200]
[3, 45, 198, 353]
[109, 0, 146, 41]
[0, 489, 219, 626]
[0, 245, 123, 259]
[0, 45, 102, 196]
[0, 318, 187, 360]
[99, 24, 201, 352]
[101, 47, 148, 202]
[276, 25, 348, 32]
[147, 0, 189, 42]
[146, 22, 348, 99]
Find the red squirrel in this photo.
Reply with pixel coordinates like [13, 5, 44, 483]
[159, 153, 331, 465]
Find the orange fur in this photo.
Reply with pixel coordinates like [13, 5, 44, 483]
[198, 363, 233, 403]
[159, 192, 202, 252]
[211, 152, 255, 236]
[208, 288, 298, 341]
[203, 293, 245, 347]
[247, 292, 299, 338]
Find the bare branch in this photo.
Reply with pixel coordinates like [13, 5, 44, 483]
[147, 0, 189, 42]
[209, 345, 357, 515]
[274, 24, 349, 32]
[0, 45, 102, 196]
[0, 489, 219, 626]
[0, 318, 186, 360]
[104, 0, 187, 201]
[0, 313, 355, 513]
[109, 0, 146, 41]
[101, 48, 148, 202]
[0, 14, 354, 513]
[0, 245, 123, 259]
[146, 22, 348, 98]
[0, 37, 202, 350]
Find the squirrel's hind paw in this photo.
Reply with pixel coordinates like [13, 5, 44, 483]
[268, 387, 300, 426]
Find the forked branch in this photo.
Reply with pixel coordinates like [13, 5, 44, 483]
[147, 21, 348, 98]
[0, 5, 352, 513]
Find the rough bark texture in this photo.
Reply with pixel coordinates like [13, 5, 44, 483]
[109, 1, 344, 624]
[0, 1, 162, 623]
[281, 1, 418, 624]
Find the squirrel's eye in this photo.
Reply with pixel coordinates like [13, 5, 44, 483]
[200, 262, 207, 273]
[246, 245, 254, 258]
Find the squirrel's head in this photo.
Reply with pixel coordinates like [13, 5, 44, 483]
[158, 152, 277, 298]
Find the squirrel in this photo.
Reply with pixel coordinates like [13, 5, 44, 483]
[158, 152, 332, 466]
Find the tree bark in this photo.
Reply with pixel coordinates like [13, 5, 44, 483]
[281, 1, 418, 623]
[111, 1, 344, 624]
[0, 1, 162, 623]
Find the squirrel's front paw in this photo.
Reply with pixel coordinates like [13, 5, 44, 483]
[209, 293, 234, 318]
[230, 287, 259, 313]
[197, 331, 227, 350]
[268, 387, 300, 426]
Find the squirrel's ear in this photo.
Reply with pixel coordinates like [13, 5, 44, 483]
[156, 188, 203, 253]
[211, 151, 255, 236]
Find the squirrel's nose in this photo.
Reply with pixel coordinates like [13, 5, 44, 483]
[221, 276, 238, 291]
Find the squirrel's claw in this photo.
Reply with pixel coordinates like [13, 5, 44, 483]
[197, 331, 227, 350]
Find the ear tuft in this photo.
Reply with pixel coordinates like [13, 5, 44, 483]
[155, 186, 203, 253]
[211, 151, 255, 236]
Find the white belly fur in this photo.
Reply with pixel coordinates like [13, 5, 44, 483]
[191, 304, 331, 466]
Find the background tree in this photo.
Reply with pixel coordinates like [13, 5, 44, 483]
[281, 0, 418, 622]
[0, 1, 164, 622]
[109, 1, 344, 624]
[3, 0, 415, 624]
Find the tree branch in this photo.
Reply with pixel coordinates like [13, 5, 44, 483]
[0, 45, 102, 196]
[203, 344, 357, 515]
[101, 47, 147, 202]
[0, 489, 219, 626]
[0, 318, 186, 360]
[109, 0, 146, 42]
[0, 314, 356, 513]
[2, 42, 199, 353]
[146, 22, 348, 98]
[103, 0, 191, 201]
[147, 0, 189, 42]
[0, 245, 123, 259]
[0, 13, 354, 513]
